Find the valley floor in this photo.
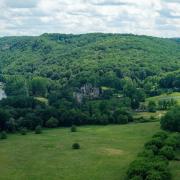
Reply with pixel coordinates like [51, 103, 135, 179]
[0, 122, 169, 180]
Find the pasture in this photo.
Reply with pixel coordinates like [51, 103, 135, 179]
[0, 122, 160, 180]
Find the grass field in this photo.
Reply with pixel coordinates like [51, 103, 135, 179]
[134, 92, 180, 119]
[0, 123, 160, 180]
[133, 111, 166, 119]
[146, 92, 180, 105]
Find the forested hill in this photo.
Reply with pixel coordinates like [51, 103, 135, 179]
[0, 33, 179, 99]
[0, 33, 179, 129]
[0, 33, 180, 83]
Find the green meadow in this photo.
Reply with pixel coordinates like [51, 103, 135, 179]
[0, 122, 160, 180]
[146, 92, 180, 105]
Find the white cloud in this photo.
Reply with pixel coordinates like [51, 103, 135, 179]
[0, 0, 180, 37]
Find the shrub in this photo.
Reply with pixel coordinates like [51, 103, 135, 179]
[45, 117, 58, 128]
[152, 131, 168, 140]
[145, 145, 159, 155]
[20, 128, 27, 135]
[159, 146, 175, 160]
[148, 101, 157, 112]
[116, 114, 128, 124]
[6, 118, 17, 133]
[150, 156, 169, 172]
[0, 131, 7, 139]
[127, 132, 172, 180]
[72, 143, 80, 149]
[149, 116, 157, 122]
[135, 116, 149, 123]
[130, 176, 143, 180]
[35, 125, 42, 134]
[165, 134, 180, 150]
[138, 150, 154, 158]
[145, 138, 164, 150]
[71, 125, 77, 132]
[146, 169, 170, 180]
[146, 170, 163, 180]
[127, 158, 150, 179]
[127, 156, 170, 180]
[160, 106, 180, 132]
[99, 115, 109, 125]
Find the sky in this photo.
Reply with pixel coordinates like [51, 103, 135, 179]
[0, 0, 180, 37]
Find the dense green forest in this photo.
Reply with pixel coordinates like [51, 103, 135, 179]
[0, 33, 180, 131]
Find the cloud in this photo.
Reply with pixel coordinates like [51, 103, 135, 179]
[0, 0, 180, 37]
[5, 0, 38, 8]
[89, 0, 128, 6]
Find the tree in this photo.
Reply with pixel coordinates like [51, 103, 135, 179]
[99, 101, 108, 114]
[0, 131, 7, 139]
[35, 125, 42, 134]
[31, 77, 48, 97]
[148, 101, 157, 112]
[0, 109, 10, 131]
[71, 125, 77, 132]
[20, 127, 28, 135]
[5, 77, 29, 96]
[5, 118, 17, 132]
[159, 146, 175, 160]
[45, 117, 59, 128]
[161, 106, 180, 132]
[72, 143, 80, 149]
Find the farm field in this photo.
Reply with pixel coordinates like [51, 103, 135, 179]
[0, 122, 160, 180]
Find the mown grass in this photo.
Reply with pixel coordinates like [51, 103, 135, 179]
[0, 123, 160, 180]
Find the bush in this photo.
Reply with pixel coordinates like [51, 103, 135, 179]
[20, 128, 27, 135]
[127, 155, 170, 180]
[152, 131, 168, 140]
[159, 146, 175, 160]
[72, 143, 80, 149]
[127, 158, 150, 179]
[145, 138, 164, 150]
[146, 169, 171, 180]
[165, 134, 180, 150]
[148, 101, 157, 112]
[145, 145, 159, 155]
[135, 116, 149, 123]
[160, 106, 180, 132]
[71, 125, 77, 132]
[116, 114, 128, 124]
[149, 116, 157, 122]
[138, 150, 154, 158]
[0, 131, 7, 139]
[35, 125, 42, 134]
[127, 130, 173, 180]
[6, 118, 17, 133]
[129, 176, 143, 180]
[45, 117, 59, 128]
[150, 156, 169, 172]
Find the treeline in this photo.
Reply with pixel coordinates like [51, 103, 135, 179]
[160, 70, 180, 90]
[127, 131, 180, 180]
[126, 106, 180, 179]
[0, 94, 135, 132]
